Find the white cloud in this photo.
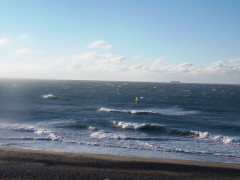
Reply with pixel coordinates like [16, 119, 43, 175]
[111, 56, 125, 62]
[95, 59, 109, 63]
[73, 52, 97, 60]
[167, 63, 202, 74]
[88, 40, 112, 49]
[19, 34, 29, 39]
[149, 65, 164, 72]
[205, 58, 240, 74]
[0, 38, 9, 46]
[16, 48, 31, 54]
[73, 52, 125, 63]
[2, 45, 240, 84]
[96, 53, 125, 63]
[128, 64, 149, 74]
[130, 64, 143, 70]
[102, 54, 124, 62]
[153, 58, 164, 65]
[69, 54, 240, 79]
[229, 57, 240, 64]
[87, 64, 128, 72]
[205, 60, 225, 73]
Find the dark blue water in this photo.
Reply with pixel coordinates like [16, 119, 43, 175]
[0, 79, 240, 164]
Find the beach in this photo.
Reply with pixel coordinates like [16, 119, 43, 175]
[0, 147, 240, 180]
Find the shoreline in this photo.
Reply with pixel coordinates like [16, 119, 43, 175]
[0, 147, 240, 179]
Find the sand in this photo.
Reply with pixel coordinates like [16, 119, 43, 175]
[0, 147, 240, 179]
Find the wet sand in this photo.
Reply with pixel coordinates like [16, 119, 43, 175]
[0, 147, 240, 179]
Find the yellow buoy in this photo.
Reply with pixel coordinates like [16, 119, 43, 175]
[135, 97, 138, 102]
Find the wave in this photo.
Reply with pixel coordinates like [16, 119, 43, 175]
[34, 128, 62, 141]
[64, 137, 240, 160]
[112, 121, 193, 136]
[0, 123, 36, 132]
[98, 107, 197, 116]
[0, 123, 62, 142]
[112, 121, 165, 132]
[99, 107, 152, 114]
[111, 121, 240, 145]
[65, 124, 97, 130]
[0, 137, 52, 141]
[41, 94, 57, 99]
[90, 130, 127, 140]
[113, 121, 146, 130]
[191, 131, 240, 144]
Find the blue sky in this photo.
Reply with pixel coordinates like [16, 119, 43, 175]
[0, 0, 240, 84]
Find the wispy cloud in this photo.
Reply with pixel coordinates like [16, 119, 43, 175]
[73, 52, 125, 63]
[16, 48, 31, 54]
[73, 52, 97, 60]
[96, 53, 125, 63]
[19, 34, 30, 39]
[0, 38, 9, 46]
[88, 40, 112, 49]
[87, 64, 128, 72]
[153, 58, 164, 65]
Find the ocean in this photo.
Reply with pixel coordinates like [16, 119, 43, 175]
[0, 79, 240, 164]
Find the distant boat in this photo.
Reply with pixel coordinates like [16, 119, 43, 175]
[171, 81, 181, 84]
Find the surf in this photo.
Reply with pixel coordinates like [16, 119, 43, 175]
[98, 107, 198, 116]
[41, 94, 57, 99]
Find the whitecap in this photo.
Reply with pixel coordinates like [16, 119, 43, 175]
[90, 130, 127, 140]
[0, 123, 36, 132]
[98, 107, 197, 116]
[34, 127, 62, 141]
[88, 126, 97, 131]
[0, 123, 62, 142]
[191, 130, 240, 144]
[113, 121, 146, 130]
[41, 94, 57, 99]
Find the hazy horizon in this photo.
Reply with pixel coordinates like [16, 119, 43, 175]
[1, 77, 240, 86]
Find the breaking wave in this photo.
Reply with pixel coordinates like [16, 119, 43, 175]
[98, 107, 197, 116]
[0, 123, 62, 142]
[112, 121, 165, 131]
[191, 130, 240, 144]
[1, 123, 238, 145]
[111, 121, 240, 145]
[41, 94, 57, 99]
[112, 121, 193, 136]
[90, 130, 127, 140]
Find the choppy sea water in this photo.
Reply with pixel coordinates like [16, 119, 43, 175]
[0, 79, 240, 164]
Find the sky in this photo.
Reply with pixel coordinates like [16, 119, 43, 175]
[0, 0, 240, 84]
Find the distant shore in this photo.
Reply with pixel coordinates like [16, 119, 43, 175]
[0, 147, 240, 179]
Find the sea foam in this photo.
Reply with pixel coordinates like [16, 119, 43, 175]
[113, 121, 146, 130]
[90, 130, 127, 140]
[41, 94, 57, 99]
[191, 130, 240, 144]
[99, 107, 197, 116]
[0, 123, 62, 142]
[112, 121, 165, 131]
